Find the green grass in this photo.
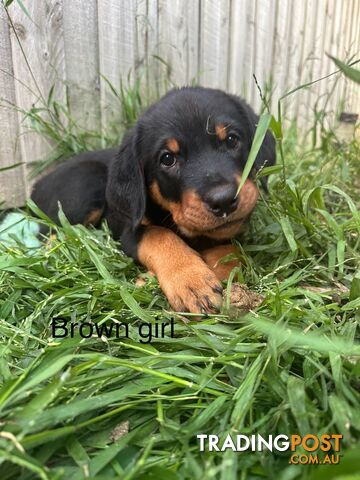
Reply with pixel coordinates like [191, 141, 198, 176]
[0, 77, 360, 480]
[13, 75, 152, 179]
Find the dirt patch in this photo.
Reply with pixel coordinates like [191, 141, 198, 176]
[224, 283, 264, 312]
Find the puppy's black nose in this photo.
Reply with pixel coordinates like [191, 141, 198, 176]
[204, 184, 239, 216]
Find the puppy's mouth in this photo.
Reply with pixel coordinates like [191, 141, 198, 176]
[206, 216, 242, 231]
[177, 210, 244, 235]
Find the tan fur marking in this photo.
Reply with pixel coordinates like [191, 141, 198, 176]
[149, 181, 168, 209]
[84, 208, 103, 226]
[141, 216, 152, 226]
[149, 181, 183, 218]
[166, 138, 180, 154]
[138, 226, 222, 313]
[201, 244, 241, 281]
[215, 123, 227, 141]
[149, 177, 258, 241]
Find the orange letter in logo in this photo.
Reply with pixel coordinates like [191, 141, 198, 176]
[332, 434, 342, 452]
[320, 434, 332, 452]
[291, 435, 301, 451]
[302, 434, 319, 452]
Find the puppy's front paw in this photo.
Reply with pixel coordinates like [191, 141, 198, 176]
[159, 262, 223, 314]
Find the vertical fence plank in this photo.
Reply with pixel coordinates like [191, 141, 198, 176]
[133, 0, 159, 100]
[157, 0, 200, 90]
[185, 0, 201, 84]
[326, 0, 343, 120]
[312, 0, 335, 120]
[134, 0, 148, 77]
[144, 0, 160, 97]
[269, 0, 292, 111]
[229, 0, 254, 98]
[315, 0, 339, 129]
[0, 4, 27, 206]
[242, 0, 257, 101]
[331, 0, 352, 121]
[199, 0, 231, 89]
[285, 0, 307, 120]
[352, 0, 360, 114]
[296, 0, 320, 130]
[8, 0, 66, 193]
[344, 0, 360, 115]
[63, 0, 101, 133]
[251, 0, 277, 111]
[97, 0, 137, 130]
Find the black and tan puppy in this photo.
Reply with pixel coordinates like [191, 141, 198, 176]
[31, 87, 276, 314]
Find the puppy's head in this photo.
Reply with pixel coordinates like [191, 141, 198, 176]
[107, 87, 276, 240]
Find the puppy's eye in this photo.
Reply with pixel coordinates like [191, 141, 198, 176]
[160, 152, 177, 167]
[225, 134, 239, 149]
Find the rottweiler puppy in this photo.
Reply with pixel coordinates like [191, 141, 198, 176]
[31, 87, 276, 314]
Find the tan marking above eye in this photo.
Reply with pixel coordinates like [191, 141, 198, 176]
[166, 138, 180, 154]
[215, 124, 227, 141]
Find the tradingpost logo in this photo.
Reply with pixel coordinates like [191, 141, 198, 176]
[197, 433, 343, 465]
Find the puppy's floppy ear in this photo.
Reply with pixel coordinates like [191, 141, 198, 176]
[230, 95, 276, 175]
[106, 129, 146, 229]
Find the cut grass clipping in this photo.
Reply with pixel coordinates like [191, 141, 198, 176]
[1, 79, 360, 479]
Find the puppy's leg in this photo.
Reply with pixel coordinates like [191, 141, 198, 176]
[137, 226, 223, 314]
[201, 244, 240, 281]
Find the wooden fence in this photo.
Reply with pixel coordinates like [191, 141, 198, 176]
[1, 0, 359, 207]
